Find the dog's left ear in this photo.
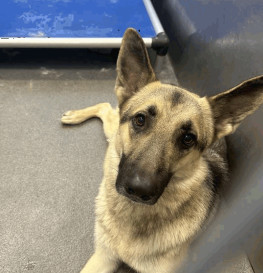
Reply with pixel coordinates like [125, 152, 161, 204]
[208, 75, 263, 140]
[115, 28, 157, 106]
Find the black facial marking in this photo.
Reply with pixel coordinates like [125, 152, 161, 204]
[120, 112, 129, 124]
[171, 91, 184, 106]
[147, 105, 157, 116]
[181, 120, 192, 131]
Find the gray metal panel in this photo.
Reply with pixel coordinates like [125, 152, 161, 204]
[152, 0, 263, 272]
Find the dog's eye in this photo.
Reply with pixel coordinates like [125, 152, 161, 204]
[182, 133, 196, 147]
[133, 114, 146, 127]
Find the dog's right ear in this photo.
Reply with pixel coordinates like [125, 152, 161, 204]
[115, 28, 157, 107]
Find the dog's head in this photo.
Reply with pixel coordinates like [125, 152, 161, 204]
[115, 28, 263, 205]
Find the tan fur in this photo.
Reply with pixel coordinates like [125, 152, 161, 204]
[62, 102, 213, 273]
[61, 29, 263, 273]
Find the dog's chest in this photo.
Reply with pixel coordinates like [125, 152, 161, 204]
[101, 209, 180, 260]
[96, 141, 214, 263]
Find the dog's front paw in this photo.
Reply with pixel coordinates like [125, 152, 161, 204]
[61, 110, 88, 125]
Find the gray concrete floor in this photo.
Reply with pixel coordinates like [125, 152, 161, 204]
[0, 49, 118, 273]
[0, 49, 253, 273]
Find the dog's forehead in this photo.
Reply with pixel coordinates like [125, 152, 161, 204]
[124, 82, 202, 114]
[119, 81, 214, 151]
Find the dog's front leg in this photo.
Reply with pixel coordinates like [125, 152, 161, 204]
[80, 247, 119, 273]
[61, 103, 119, 139]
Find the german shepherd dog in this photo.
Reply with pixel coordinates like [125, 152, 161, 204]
[61, 29, 263, 273]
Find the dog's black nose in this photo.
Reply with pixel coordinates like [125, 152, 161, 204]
[124, 174, 157, 204]
[116, 155, 171, 205]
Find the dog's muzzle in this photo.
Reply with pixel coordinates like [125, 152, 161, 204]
[115, 155, 171, 205]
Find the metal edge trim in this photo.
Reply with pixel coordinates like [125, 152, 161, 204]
[0, 37, 153, 48]
[142, 0, 164, 35]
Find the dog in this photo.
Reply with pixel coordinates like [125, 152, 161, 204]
[61, 28, 263, 273]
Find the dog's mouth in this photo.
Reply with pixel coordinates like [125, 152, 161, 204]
[116, 186, 161, 205]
